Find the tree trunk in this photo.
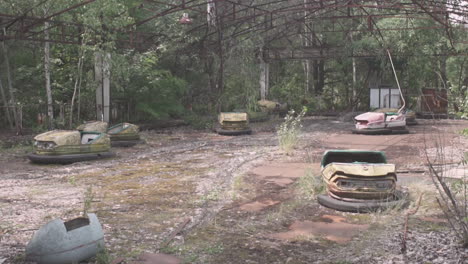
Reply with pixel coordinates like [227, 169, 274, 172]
[44, 21, 54, 129]
[0, 76, 13, 128]
[102, 53, 111, 123]
[1, 28, 21, 134]
[215, 15, 225, 112]
[303, 0, 311, 95]
[95, 51, 111, 122]
[304, 60, 311, 94]
[259, 59, 269, 100]
[69, 47, 85, 128]
[352, 57, 357, 110]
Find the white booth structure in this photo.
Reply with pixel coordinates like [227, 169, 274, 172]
[370, 86, 402, 109]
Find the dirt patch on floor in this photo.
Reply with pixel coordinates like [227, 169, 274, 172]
[239, 198, 281, 212]
[126, 253, 181, 264]
[269, 214, 370, 244]
[250, 162, 312, 187]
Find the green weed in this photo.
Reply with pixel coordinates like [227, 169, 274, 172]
[95, 246, 112, 264]
[296, 168, 325, 200]
[277, 107, 307, 154]
[83, 186, 95, 216]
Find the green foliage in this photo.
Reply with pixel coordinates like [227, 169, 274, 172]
[277, 107, 307, 153]
[95, 246, 112, 264]
[83, 186, 94, 216]
[1, 0, 467, 130]
[460, 129, 468, 137]
[297, 169, 325, 200]
[183, 113, 214, 130]
[112, 51, 189, 120]
[135, 74, 188, 120]
[270, 64, 306, 110]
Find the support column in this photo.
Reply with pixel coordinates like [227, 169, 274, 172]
[259, 61, 269, 100]
[95, 52, 110, 122]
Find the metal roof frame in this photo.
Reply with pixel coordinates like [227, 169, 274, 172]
[0, 0, 465, 54]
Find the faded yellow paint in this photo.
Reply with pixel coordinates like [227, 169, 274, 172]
[218, 112, 249, 130]
[34, 130, 81, 146]
[257, 100, 278, 110]
[374, 108, 399, 113]
[257, 100, 287, 112]
[219, 113, 248, 123]
[321, 162, 397, 200]
[77, 121, 108, 133]
[108, 123, 139, 135]
[33, 131, 111, 155]
[108, 123, 140, 141]
[322, 163, 395, 180]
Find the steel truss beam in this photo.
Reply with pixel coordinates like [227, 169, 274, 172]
[0, 0, 465, 52]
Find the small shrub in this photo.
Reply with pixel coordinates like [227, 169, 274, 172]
[297, 168, 325, 200]
[83, 186, 94, 216]
[183, 113, 214, 130]
[460, 128, 468, 136]
[277, 106, 307, 153]
[95, 246, 111, 264]
[426, 140, 468, 247]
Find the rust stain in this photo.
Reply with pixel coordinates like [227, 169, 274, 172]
[251, 163, 313, 187]
[270, 215, 369, 244]
[239, 199, 280, 212]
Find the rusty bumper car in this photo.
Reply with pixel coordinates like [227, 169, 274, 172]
[317, 150, 408, 213]
[27, 130, 114, 164]
[257, 99, 288, 116]
[107, 123, 142, 147]
[78, 121, 143, 147]
[216, 112, 252, 136]
[352, 111, 409, 135]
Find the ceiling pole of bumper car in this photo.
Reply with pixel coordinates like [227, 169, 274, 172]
[386, 49, 406, 113]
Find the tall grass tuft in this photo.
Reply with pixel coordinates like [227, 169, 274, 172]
[296, 168, 325, 200]
[277, 107, 307, 153]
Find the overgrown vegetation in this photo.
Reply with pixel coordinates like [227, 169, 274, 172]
[95, 246, 112, 264]
[425, 137, 468, 247]
[277, 107, 307, 153]
[0, 1, 466, 132]
[460, 128, 468, 137]
[82, 186, 95, 216]
[296, 169, 325, 200]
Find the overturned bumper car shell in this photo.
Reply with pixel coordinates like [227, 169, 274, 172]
[217, 112, 252, 136]
[28, 130, 114, 164]
[352, 112, 409, 135]
[26, 213, 104, 264]
[107, 123, 142, 147]
[318, 150, 408, 213]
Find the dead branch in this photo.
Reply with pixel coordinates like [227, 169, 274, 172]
[401, 193, 423, 253]
[159, 217, 191, 249]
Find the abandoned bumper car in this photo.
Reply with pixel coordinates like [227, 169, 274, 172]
[26, 213, 104, 264]
[78, 121, 142, 147]
[107, 123, 142, 147]
[216, 112, 252, 136]
[27, 130, 114, 164]
[375, 108, 417, 126]
[352, 109, 409, 135]
[317, 150, 408, 213]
